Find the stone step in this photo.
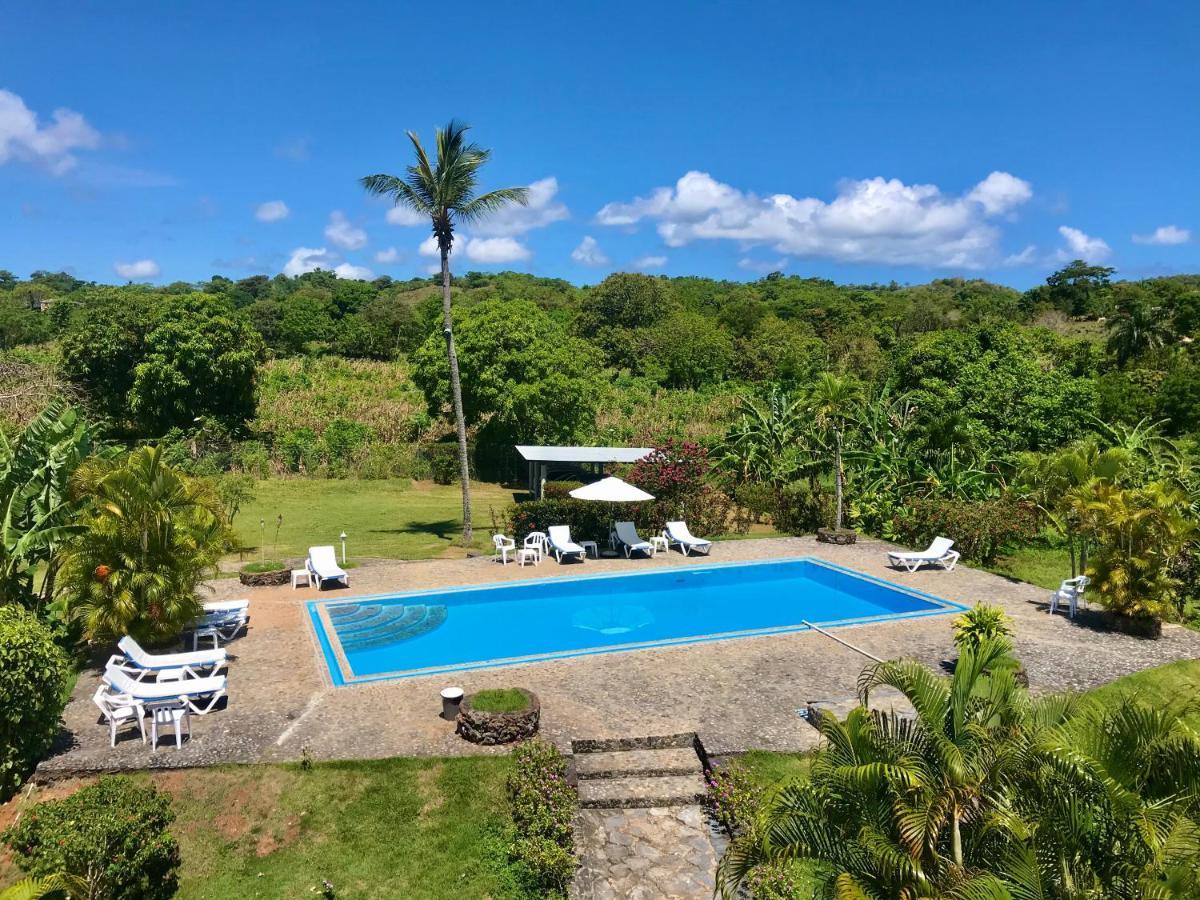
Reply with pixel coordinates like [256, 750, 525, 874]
[575, 747, 702, 780]
[572, 732, 697, 754]
[577, 773, 708, 809]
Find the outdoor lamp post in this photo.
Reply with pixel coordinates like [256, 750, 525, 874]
[340, 531, 347, 564]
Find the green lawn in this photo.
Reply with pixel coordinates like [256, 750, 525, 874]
[230, 478, 519, 562]
[988, 544, 1073, 590]
[2, 757, 522, 900]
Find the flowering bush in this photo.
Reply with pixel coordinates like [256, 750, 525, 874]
[892, 497, 1039, 564]
[628, 439, 712, 506]
[506, 739, 577, 893]
[746, 860, 803, 899]
[705, 761, 761, 834]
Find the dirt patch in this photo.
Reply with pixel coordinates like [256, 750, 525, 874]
[416, 762, 445, 817]
[0, 778, 93, 832]
[255, 814, 303, 857]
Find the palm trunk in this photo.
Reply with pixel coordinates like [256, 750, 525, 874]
[951, 809, 963, 867]
[834, 428, 844, 530]
[440, 246, 473, 544]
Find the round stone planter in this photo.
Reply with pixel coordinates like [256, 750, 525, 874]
[456, 689, 540, 745]
[1100, 612, 1162, 639]
[238, 568, 290, 587]
[816, 527, 857, 545]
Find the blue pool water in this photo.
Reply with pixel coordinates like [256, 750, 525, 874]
[307, 557, 965, 685]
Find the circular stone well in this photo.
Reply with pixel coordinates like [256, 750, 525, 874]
[456, 689, 540, 745]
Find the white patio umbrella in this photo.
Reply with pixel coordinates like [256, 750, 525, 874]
[569, 476, 655, 546]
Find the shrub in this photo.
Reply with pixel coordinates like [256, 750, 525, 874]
[507, 498, 613, 545]
[0, 606, 70, 800]
[541, 480, 584, 500]
[705, 761, 761, 834]
[507, 739, 576, 892]
[421, 441, 475, 485]
[746, 861, 804, 900]
[952, 604, 1014, 652]
[892, 497, 1038, 565]
[2, 776, 181, 900]
[772, 481, 827, 535]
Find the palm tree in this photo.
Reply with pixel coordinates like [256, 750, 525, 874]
[59, 446, 224, 643]
[361, 121, 528, 543]
[1106, 298, 1173, 367]
[806, 372, 863, 530]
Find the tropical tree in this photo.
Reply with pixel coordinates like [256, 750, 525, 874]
[58, 446, 225, 643]
[1107, 291, 1173, 367]
[0, 400, 97, 610]
[361, 120, 529, 543]
[718, 387, 808, 490]
[806, 372, 863, 530]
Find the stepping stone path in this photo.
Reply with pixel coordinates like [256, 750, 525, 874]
[571, 734, 726, 899]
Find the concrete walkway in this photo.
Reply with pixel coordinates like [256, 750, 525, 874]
[38, 537, 1200, 776]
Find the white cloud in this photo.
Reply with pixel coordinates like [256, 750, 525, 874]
[1002, 244, 1038, 266]
[334, 262, 374, 280]
[633, 255, 667, 270]
[255, 200, 289, 223]
[1132, 224, 1191, 246]
[419, 234, 531, 264]
[386, 205, 427, 226]
[1058, 226, 1111, 262]
[571, 235, 609, 266]
[463, 237, 531, 264]
[282, 246, 338, 276]
[324, 210, 367, 250]
[113, 258, 160, 280]
[738, 256, 788, 274]
[472, 176, 569, 237]
[0, 88, 101, 175]
[373, 246, 401, 264]
[966, 171, 1033, 216]
[596, 169, 1034, 269]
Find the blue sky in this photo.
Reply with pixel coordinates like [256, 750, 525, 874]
[2, 1, 1197, 288]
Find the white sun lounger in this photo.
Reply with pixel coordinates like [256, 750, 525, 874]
[110, 635, 226, 681]
[614, 521, 654, 558]
[886, 537, 960, 573]
[664, 521, 712, 556]
[548, 526, 586, 562]
[103, 663, 227, 715]
[307, 545, 349, 590]
[190, 600, 250, 650]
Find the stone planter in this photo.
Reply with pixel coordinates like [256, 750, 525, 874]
[456, 689, 540, 745]
[238, 568, 290, 587]
[1100, 611, 1162, 639]
[816, 527, 857, 545]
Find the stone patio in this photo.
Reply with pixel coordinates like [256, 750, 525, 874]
[38, 536, 1200, 776]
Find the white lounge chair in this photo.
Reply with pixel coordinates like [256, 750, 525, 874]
[664, 521, 712, 556]
[548, 526, 586, 563]
[614, 521, 654, 558]
[103, 664, 227, 715]
[93, 685, 145, 747]
[886, 537, 960, 573]
[493, 534, 516, 565]
[1049, 575, 1089, 618]
[110, 635, 226, 681]
[307, 545, 349, 590]
[190, 601, 250, 650]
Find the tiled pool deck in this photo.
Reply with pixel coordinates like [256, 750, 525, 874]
[40, 537, 1200, 776]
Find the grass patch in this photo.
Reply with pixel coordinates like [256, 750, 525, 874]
[988, 543, 1073, 590]
[239, 559, 287, 573]
[470, 688, 530, 713]
[1077, 658, 1200, 730]
[2, 757, 522, 899]
[231, 478, 518, 561]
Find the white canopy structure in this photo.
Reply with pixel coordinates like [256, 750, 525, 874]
[568, 476, 655, 503]
[516, 445, 653, 497]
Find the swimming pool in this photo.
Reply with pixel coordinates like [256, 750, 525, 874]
[307, 557, 965, 685]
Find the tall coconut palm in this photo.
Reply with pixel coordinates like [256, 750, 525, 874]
[807, 372, 863, 530]
[1107, 299, 1173, 367]
[361, 121, 528, 543]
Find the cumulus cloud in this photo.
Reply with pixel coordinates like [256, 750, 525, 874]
[113, 259, 160, 280]
[1058, 226, 1111, 262]
[418, 235, 440, 258]
[282, 246, 338, 276]
[386, 205, 427, 226]
[571, 235, 609, 266]
[633, 255, 667, 270]
[596, 170, 1034, 269]
[419, 234, 531, 265]
[334, 262, 374, 280]
[1003, 244, 1038, 266]
[0, 88, 101, 174]
[1132, 225, 1191, 246]
[373, 246, 401, 264]
[255, 200, 289, 223]
[324, 210, 367, 250]
[472, 176, 569, 236]
[738, 256, 788, 274]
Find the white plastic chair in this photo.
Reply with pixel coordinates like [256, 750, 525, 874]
[523, 531, 548, 562]
[493, 534, 516, 564]
[93, 685, 146, 747]
[1049, 575, 1089, 618]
